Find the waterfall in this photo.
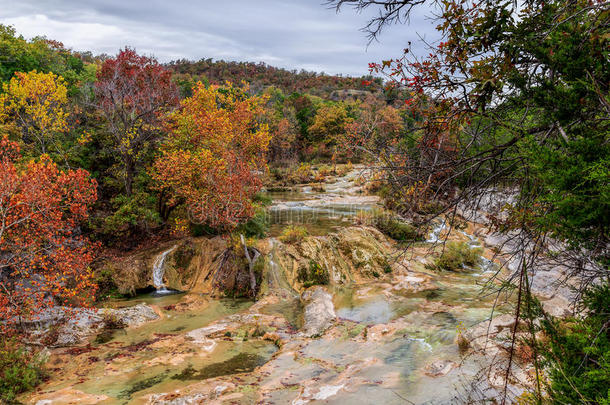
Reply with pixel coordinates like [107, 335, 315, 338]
[152, 246, 177, 294]
[267, 239, 298, 298]
[426, 220, 448, 243]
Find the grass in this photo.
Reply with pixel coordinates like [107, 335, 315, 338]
[278, 225, 309, 244]
[435, 241, 483, 271]
[298, 260, 329, 288]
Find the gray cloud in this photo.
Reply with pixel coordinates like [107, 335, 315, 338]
[0, 0, 439, 76]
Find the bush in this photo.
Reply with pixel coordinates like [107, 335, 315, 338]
[0, 338, 46, 403]
[361, 209, 421, 241]
[538, 283, 610, 404]
[236, 208, 269, 239]
[94, 267, 120, 301]
[435, 241, 482, 271]
[278, 225, 309, 244]
[101, 312, 127, 330]
[297, 260, 329, 288]
[291, 163, 314, 183]
[100, 192, 161, 239]
[252, 192, 272, 206]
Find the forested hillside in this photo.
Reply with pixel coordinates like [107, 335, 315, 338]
[167, 58, 382, 98]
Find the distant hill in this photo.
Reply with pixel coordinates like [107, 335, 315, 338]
[167, 58, 383, 98]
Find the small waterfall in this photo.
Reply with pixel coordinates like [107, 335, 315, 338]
[152, 246, 177, 294]
[267, 239, 299, 298]
[426, 220, 448, 243]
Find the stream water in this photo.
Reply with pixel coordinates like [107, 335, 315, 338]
[29, 168, 509, 404]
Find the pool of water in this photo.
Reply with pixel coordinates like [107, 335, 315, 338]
[75, 340, 277, 404]
[102, 295, 253, 345]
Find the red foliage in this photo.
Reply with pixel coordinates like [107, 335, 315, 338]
[0, 136, 98, 329]
[95, 48, 178, 195]
[96, 48, 177, 117]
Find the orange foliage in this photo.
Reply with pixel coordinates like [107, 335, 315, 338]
[0, 137, 98, 328]
[153, 82, 270, 232]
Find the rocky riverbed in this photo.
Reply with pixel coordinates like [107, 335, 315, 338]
[23, 167, 557, 404]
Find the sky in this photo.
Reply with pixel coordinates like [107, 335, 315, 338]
[0, 0, 439, 76]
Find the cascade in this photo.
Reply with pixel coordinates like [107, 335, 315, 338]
[152, 246, 177, 294]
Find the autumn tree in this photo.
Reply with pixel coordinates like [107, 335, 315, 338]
[95, 48, 178, 196]
[308, 102, 355, 160]
[345, 95, 403, 161]
[0, 71, 70, 156]
[152, 82, 270, 231]
[0, 24, 89, 91]
[262, 87, 299, 164]
[0, 136, 98, 327]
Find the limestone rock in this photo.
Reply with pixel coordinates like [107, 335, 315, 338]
[300, 286, 336, 337]
[424, 360, 458, 377]
[25, 304, 159, 347]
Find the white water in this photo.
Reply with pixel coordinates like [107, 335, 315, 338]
[426, 220, 448, 243]
[267, 238, 299, 298]
[152, 246, 177, 293]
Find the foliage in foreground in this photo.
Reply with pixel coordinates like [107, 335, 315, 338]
[0, 136, 98, 327]
[537, 283, 610, 404]
[0, 338, 46, 403]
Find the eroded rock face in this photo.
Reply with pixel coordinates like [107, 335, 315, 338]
[97, 237, 225, 295]
[269, 226, 394, 292]
[300, 286, 336, 337]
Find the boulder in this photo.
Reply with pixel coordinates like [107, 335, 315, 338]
[25, 304, 159, 346]
[424, 360, 458, 377]
[461, 313, 517, 355]
[300, 286, 336, 337]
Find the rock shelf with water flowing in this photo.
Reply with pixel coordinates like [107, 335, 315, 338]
[25, 167, 547, 405]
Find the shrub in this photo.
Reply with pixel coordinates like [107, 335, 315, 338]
[236, 208, 269, 239]
[290, 163, 314, 183]
[538, 283, 610, 404]
[101, 192, 161, 239]
[101, 312, 127, 330]
[94, 266, 120, 301]
[252, 192, 272, 206]
[316, 164, 332, 177]
[361, 209, 421, 241]
[278, 225, 309, 244]
[435, 241, 482, 271]
[0, 338, 46, 402]
[298, 260, 329, 288]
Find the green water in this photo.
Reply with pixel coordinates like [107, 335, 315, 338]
[101, 295, 253, 345]
[76, 340, 277, 404]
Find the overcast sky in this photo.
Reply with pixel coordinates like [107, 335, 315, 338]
[1, 0, 439, 76]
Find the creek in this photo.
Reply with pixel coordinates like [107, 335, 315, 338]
[27, 167, 512, 404]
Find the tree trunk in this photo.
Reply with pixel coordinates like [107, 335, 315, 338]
[240, 234, 259, 296]
[123, 155, 135, 196]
